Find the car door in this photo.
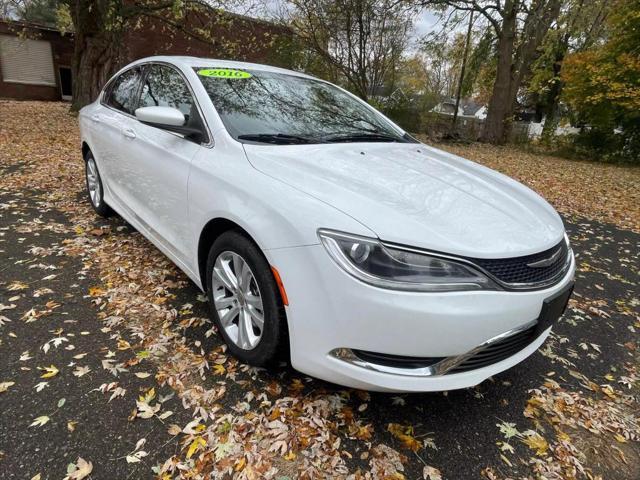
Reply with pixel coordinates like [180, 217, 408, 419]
[118, 63, 206, 264]
[92, 66, 145, 203]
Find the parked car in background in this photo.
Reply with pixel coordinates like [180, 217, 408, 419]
[79, 56, 575, 392]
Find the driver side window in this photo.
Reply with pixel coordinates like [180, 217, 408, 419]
[105, 67, 143, 115]
[137, 64, 207, 143]
[139, 65, 194, 118]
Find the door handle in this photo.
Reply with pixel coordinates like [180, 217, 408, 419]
[90, 114, 102, 123]
[122, 128, 137, 139]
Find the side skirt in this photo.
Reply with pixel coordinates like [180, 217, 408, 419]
[101, 187, 204, 291]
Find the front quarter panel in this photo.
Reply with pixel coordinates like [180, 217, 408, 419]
[187, 134, 375, 274]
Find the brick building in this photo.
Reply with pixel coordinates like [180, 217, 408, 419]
[0, 20, 74, 101]
[0, 12, 293, 101]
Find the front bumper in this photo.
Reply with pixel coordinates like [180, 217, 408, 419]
[266, 244, 576, 392]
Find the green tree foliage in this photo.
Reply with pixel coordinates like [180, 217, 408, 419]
[527, 0, 609, 140]
[459, 27, 495, 104]
[561, 0, 640, 162]
[15, 0, 57, 25]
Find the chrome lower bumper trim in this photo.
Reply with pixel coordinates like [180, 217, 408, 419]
[329, 320, 539, 378]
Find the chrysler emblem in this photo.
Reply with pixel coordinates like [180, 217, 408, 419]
[527, 248, 563, 268]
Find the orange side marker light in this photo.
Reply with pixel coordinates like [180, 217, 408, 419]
[271, 266, 289, 306]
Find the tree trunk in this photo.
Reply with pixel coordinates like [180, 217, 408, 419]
[541, 99, 560, 141]
[71, 35, 118, 111]
[452, 11, 474, 132]
[540, 51, 565, 142]
[481, 1, 517, 144]
[68, 0, 122, 111]
[480, 0, 561, 144]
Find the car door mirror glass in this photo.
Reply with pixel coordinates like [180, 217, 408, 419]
[135, 106, 185, 126]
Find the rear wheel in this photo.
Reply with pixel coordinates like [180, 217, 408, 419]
[84, 152, 112, 217]
[206, 231, 287, 366]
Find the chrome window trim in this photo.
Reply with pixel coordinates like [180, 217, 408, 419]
[330, 319, 540, 378]
[99, 61, 214, 149]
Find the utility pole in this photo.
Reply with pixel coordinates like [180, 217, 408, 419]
[452, 11, 474, 131]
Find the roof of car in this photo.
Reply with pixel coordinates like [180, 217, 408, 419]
[133, 56, 315, 80]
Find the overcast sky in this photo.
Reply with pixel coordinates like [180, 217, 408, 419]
[413, 10, 441, 40]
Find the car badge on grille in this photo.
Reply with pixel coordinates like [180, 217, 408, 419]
[526, 248, 563, 268]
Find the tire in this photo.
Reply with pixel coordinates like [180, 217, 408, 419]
[206, 230, 288, 366]
[84, 151, 113, 217]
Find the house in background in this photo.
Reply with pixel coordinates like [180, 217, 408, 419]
[0, 12, 292, 102]
[0, 20, 73, 101]
[431, 98, 463, 117]
[431, 98, 488, 120]
[462, 101, 487, 120]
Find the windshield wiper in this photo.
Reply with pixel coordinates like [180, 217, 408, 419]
[237, 133, 318, 145]
[321, 132, 407, 143]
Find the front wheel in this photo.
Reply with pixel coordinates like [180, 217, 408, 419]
[206, 231, 288, 366]
[84, 152, 112, 217]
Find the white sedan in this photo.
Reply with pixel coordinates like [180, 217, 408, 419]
[79, 56, 575, 392]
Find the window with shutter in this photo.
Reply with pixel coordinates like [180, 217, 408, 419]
[0, 35, 56, 86]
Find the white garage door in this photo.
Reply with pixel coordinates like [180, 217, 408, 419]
[0, 35, 56, 86]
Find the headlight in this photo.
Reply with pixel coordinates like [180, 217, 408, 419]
[318, 229, 498, 292]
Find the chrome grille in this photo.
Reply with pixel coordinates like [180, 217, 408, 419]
[469, 240, 569, 287]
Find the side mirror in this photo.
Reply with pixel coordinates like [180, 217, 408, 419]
[135, 106, 204, 142]
[135, 106, 185, 126]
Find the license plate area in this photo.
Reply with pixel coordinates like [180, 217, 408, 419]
[535, 282, 574, 335]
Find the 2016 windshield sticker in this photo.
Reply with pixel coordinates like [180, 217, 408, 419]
[197, 68, 252, 79]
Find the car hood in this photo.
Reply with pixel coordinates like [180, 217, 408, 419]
[243, 142, 564, 258]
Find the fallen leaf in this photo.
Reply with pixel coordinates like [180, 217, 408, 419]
[29, 416, 50, 427]
[614, 433, 627, 443]
[72, 366, 91, 377]
[186, 436, 207, 459]
[126, 450, 148, 463]
[88, 286, 105, 297]
[423, 465, 442, 480]
[522, 432, 549, 456]
[34, 382, 48, 392]
[65, 457, 92, 480]
[387, 423, 421, 452]
[39, 365, 59, 379]
[0, 381, 15, 393]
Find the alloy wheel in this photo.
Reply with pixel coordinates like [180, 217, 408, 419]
[211, 251, 265, 350]
[86, 157, 102, 207]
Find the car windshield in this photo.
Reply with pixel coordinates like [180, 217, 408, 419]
[194, 67, 410, 144]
